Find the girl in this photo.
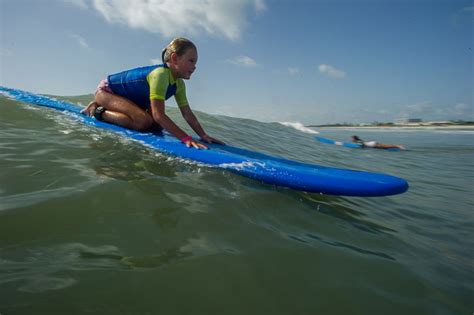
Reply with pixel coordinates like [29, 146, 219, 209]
[351, 135, 405, 150]
[81, 38, 224, 149]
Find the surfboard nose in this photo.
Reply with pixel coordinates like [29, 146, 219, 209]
[375, 175, 409, 196]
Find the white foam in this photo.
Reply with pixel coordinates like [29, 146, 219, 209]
[219, 161, 271, 171]
[0, 90, 13, 98]
[279, 122, 319, 134]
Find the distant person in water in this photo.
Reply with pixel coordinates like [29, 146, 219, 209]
[351, 135, 405, 150]
[81, 37, 224, 150]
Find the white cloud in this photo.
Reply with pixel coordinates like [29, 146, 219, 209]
[254, 0, 267, 13]
[453, 103, 470, 115]
[288, 67, 299, 76]
[318, 64, 346, 79]
[82, 0, 266, 41]
[397, 101, 473, 120]
[229, 55, 258, 67]
[405, 101, 431, 113]
[69, 33, 89, 48]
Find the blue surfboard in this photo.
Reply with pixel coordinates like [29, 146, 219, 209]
[316, 136, 401, 151]
[0, 86, 408, 197]
[316, 136, 363, 148]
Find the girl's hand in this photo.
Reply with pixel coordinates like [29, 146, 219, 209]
[200, 134, 225, 145]
[184, 139, 208, 150]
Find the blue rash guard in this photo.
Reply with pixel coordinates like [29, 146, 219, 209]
[107, 64, 189, 110]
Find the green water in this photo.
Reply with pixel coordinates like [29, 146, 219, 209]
[0, 95, 473, 314]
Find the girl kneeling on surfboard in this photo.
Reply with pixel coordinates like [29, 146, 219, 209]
[81, 37, 224, 150]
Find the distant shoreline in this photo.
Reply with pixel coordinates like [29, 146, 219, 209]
[307, 125, 474, 130]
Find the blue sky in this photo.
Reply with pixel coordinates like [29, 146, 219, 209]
[1, 0, 472, 124]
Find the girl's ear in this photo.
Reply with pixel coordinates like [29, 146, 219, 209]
[170, 52, 178, 64]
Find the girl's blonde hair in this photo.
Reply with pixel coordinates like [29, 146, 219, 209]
[161, 38, 197, 64]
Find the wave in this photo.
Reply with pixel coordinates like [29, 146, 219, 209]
[278, 122, 319, 134]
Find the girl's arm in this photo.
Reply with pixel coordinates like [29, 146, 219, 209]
[150, 99, 207, 149]
[179, 106, 225, 145]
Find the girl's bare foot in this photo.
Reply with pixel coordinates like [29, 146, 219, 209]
[81, 101, 99, 116]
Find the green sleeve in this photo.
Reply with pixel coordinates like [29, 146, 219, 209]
[175, 79, 189, 108]
[147, 67, 169, 101]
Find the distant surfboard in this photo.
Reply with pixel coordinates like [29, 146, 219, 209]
[0, 86, 408, 196]
[316, 137, 363, 148]
[316, 136, 401, 151]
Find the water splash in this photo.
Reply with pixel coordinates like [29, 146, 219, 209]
[278, 121, 319, 134]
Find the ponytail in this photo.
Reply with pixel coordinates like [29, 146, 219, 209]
[161, 48, 167, 64]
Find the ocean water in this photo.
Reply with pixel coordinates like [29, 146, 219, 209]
[0, 94, 473, 315]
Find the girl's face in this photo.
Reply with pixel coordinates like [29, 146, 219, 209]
[172, 48, 198, 80]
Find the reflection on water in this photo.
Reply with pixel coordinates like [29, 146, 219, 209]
[298, 192, 396, 234]
[120, 248, 192, 268]
[0, 244, 125, 292]
[303, 233, 395, 260]
[0, 235, 237, 292]
[0, 180, 100, 212]
[87, 139, 179, 181]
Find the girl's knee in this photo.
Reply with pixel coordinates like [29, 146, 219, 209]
[95, 91, 110, 104]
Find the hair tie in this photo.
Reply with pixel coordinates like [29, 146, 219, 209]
[161, 48, 167, 64]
